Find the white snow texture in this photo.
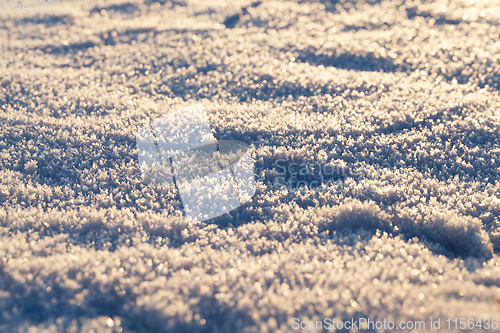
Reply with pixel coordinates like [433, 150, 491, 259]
[1, 0, 500, 332]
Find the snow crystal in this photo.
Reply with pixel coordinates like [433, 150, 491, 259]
[1, 0, 500, 331]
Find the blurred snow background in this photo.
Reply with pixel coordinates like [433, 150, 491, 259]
[1, 0, 500, 331]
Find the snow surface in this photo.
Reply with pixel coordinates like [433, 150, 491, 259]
[1, 0, 500, 331]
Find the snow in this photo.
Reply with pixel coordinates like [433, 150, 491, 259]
[1, 0, 500, 331]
